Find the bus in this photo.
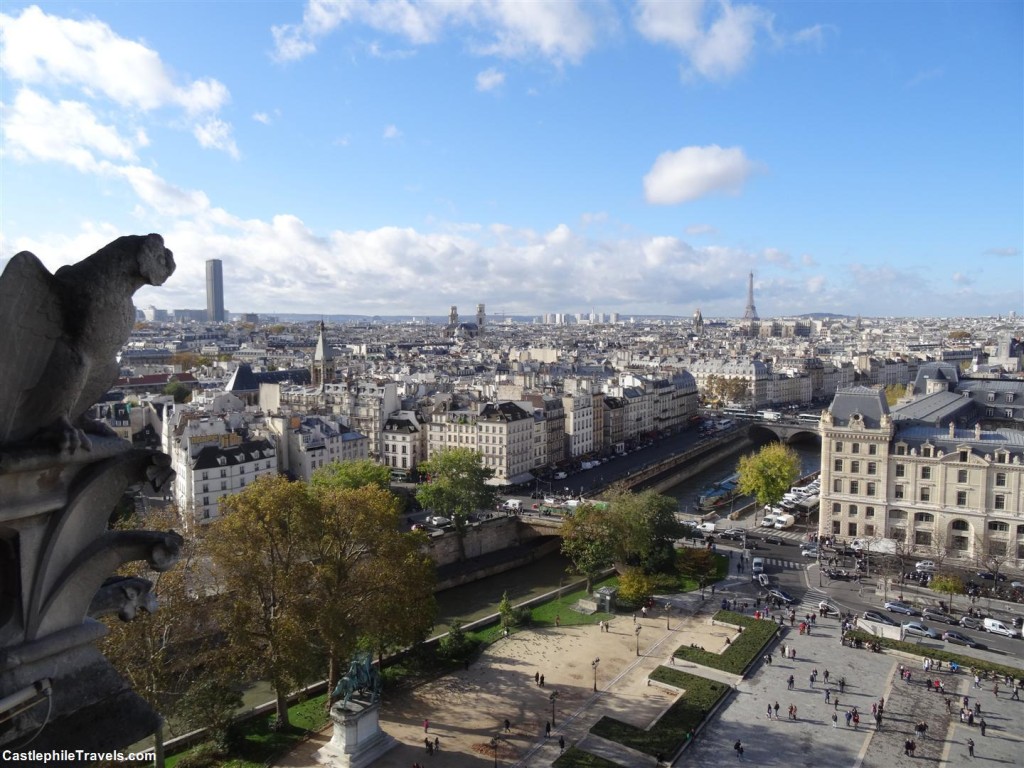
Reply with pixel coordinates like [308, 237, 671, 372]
[723, 406, 755, 419]
[798, 412, 822, 424]
[757, 410, 782, 422]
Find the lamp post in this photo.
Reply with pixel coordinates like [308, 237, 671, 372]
[549, 690, 559, 727]
[489, 736, 498, 768]
[634, 625, 641, 656]
[666, 603, 671, 630]
[591, 657, 600, 691]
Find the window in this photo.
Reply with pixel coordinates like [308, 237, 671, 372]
[895, 464, 905, 477]
[835, 441, 843, 452]
[851, 460, 860, 473]
[866, 482, 876, 496]
[957, 469, 968, 483]
[894, 484, 905, 499]
[952, 520, 969, 531]
[988, 540, 1007, 557]
[915, 512, 934, 522]
[202, 484, 208, 493]
[832, 502, 841, 515]
[202, 471, 209, 480]
[833, 479, 842, 492]
[865, 506, 875, 518]
[915, 531, 933, 546]
[865, 524, 875, 536]
[848, 504, 858, 516]
[852, 443, 860, 454]
[832, 521, 841, 535]
[849, 480, 859, 494]
[203, 496, 209, 506]
[889, 509, 907, 519]
[834, 459, 843, 472]
[996, 472, 1007, 487]
[868, 444, 877, 455]
[920, 466, 931, 480]
[987, 392, 996, 402]
[896, 444, 906, 456]
[920, 487, 931, 502]
[1005, 409, 1014, 419]
[959, 450, 969, 462]
[994, 494, 1005, 510]
[988, 521, 1009, 532]
[922, 446, 933, 458]
[848, 523, 858, 536]
[867, 462, 877, 475]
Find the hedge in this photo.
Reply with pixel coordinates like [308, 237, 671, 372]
[552, 746, 624, 768]
[588, 667, 729, 758]
[843, 629, 1024, 680]
[670, 610, 778, 674]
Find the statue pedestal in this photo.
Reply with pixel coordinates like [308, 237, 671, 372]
[316, 698, 396, 768]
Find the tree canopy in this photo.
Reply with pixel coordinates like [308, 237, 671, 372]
[559, 502, 615, 593]
[311, 459, 391, 492]
[416, 448, 498, 542]
[736, 442, 801, 508]
[602, 487, 683, 573]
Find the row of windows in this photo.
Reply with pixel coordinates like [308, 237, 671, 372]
[833, 459, 879, 474]
[892, 484, 1008, 508]
[832, 479, 878, 495]
[892, 465, 1008, 486]
[827, 508, 1022, 534]
[833, 441, 878, 455]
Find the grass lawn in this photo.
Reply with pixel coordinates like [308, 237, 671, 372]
[671, 610, 778, 674]
[553, 746, 626, 768]
[589, 667, 729, 758]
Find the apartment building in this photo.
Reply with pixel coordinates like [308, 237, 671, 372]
[382, 410, 427, 473]
[426, 401, 534, 483]
[818, 385, 1024, 565]
[270, 414, 369, 482]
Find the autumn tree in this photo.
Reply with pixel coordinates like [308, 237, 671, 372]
[602, 487, 683, 573]
[617, 568, 656, 607]
[416, 448, 498, 557]
[736, 442, 801, 509]
[204, 475, 321, 729]
[884, 384, 907, 406]
[930, 573, 965, 614]
[163, 380, 192, 403]
[311, 459, 391, 492]
[560, 502, 615, 593]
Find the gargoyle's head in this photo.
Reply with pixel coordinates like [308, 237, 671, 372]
[137, 233, 176, 286]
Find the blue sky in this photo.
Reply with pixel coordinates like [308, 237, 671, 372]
[1, 1, 1021, 319]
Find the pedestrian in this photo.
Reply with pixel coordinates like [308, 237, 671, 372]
[504, 718, 511, 733]
[824, 669, 830, 684]
[905, 670, 912, 684]
[424, 737, 432, 753]
[788, 675, 795, 690]
[839, 676, 846, 693]
[540, 674, 545, 687]
[734, 740, 744, 759]
[774, 701, 780, 718]
[434, 736, 439, 753]
[766, 703, 773, 720]
[834, 698, 839, 711]
[825, 688, 831, 703]
[545, 721, 551, 738]
[875, 712, 882, 730]
[945, 698, 953, 713]
[974, 674, 981, 689]
[809, 673, 815, 688]
[904, 738, 913, 756]
[632, 613, 637, 624]
[979, 718, 987, 736]
[559, 735, 565, 753]
[853, 711, 859, 728]
[968, 737, 975, 757]
[424, 718, 430, 733]
[871, 702, 877, 717]
[845, 710, 852, 727]
[555, 614, 561, 627]
[832, 713, 838, 728]
[1012, 684, 1021, 701]
[992, 682, 999, 697]
[535, 671, 540, 685]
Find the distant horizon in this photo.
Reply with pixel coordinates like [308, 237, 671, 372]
[3, 2, 1021, 318]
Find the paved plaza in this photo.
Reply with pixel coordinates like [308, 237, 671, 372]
[274, 582, 1024, 767]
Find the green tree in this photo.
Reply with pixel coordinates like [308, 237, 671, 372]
[163, 379, 192, 403]
[311, 459, 391, 491]
[884, 384, 907, 406]
[498, 591, 515, 631]
[617, 568, 656, 607]
[603, 487, 683, 573]
[929, 573, 965, 614]
[176, 673, 243, 752]
[205, 475, 320, 728]
[560, 502, 615, 593]
[416, 448, 498, 558]
[736, 442, 801, 509]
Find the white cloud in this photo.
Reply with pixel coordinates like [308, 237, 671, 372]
[2, 88, 142, 171]
[253, 112, 272, 124]
[0, 6, 235, 155]
[984, 247, 1020, 257]
[476, 67, 505, 91]
[685, 223, 717, 235]
[633, 0, 822, 82]
[383, 124, 402, 140]
[643, 145, 757, 205]
[800, 253, 817, 267]
[116, 165, 212, 218]
[193, 118, 240, 159]
[271, 0, 598, 66]
[951, 272, 973, 286]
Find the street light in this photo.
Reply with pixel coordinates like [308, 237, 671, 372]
[549, 690, 559, 727]
[591, 657, 600, 691]
[666, 603, 671, 630]
[635, 625, 642, 656]
[489, 736, 498, 768]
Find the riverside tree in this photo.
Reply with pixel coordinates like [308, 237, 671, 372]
[311, 458, 391, 492]
[560, 502, 615, 593]
[416, 448, 498, 558]
[736, 442, 801, 509]
[602, 487, 684, 573]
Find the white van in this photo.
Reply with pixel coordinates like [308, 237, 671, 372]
[983, 618, 1016, 637]
[774, 514, 796, 530]
[751, 557, 765, 575]
[501, 499, 522, 512]
[760, 515, 779, 528]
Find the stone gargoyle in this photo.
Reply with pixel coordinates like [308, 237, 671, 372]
[0, 233, 176, 453]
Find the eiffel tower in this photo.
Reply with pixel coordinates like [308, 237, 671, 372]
[743, 271, 759, 321]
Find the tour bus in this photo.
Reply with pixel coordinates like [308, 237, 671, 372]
[798, 413, 822, 424]
[722, 406, 752, 418]
[757, 410, 782, 422]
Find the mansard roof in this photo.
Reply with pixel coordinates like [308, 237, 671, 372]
[828, 386, 889, 428]
[191, 438, 276, 470]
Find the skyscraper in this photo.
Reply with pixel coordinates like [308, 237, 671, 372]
[206, 259, 225, 322]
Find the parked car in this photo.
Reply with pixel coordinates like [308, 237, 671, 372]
[756, 573, 771, 588]
[800, 546, 819, 558]
[942, 630, 979, 647]
[884, 600, 919, 615]
[959, 615, 984, 630]
[902, 621, 941, 639]
[863, 611, 899, 626]
[922, 608, 956, 624]
[719, 528, 745, 541]
[426, 515, 452, 527]
[915, 560, 936, 572]
[763, 534, 787, 545]
[977, 571, 1008, 582]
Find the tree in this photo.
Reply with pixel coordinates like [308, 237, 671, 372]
[204, 475, 321, 729]
[416, 448, 498, 558]
[311, 459, 391, 492]
[602, 487, 683, 573]
[617, 568, 655, 607]
[176, 674, 243, 752]
[163, 379, 192, 403]
[736, 442, 801, 509]
[930, 573, 965, 614]
[560, 502, 615, 593]
[884, 384, 907, 406]
[498, 591, 514, 632]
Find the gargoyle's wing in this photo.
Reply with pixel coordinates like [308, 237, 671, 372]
[0, 251, 63, 443]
